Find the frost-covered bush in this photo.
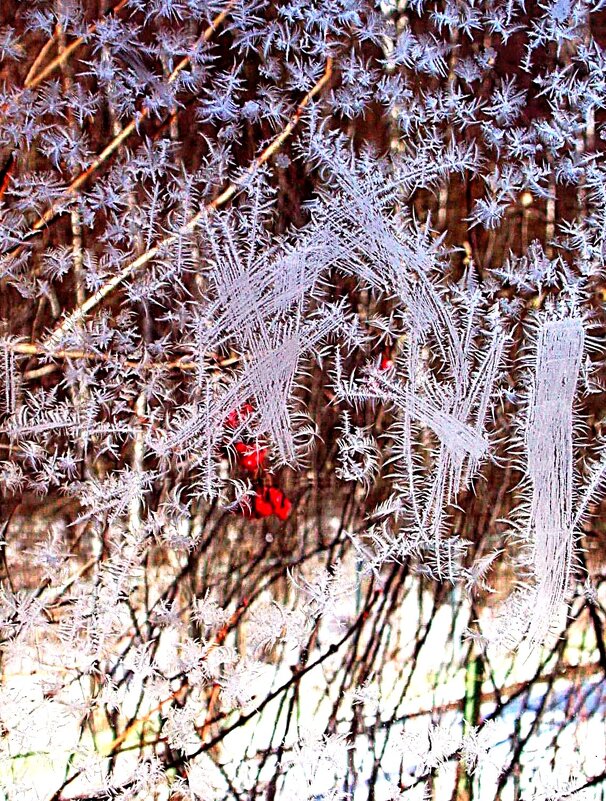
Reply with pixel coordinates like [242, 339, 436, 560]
[0, 1, 605, 799]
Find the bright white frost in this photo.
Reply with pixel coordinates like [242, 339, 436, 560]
[1, 1, 606, 798]
[524, 317, 584, 648]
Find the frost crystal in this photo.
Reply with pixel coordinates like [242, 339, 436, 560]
[1, 1, 605, 798]
[525, 317, 585, 646]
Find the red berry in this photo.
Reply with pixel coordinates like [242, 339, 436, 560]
[380, 355, 394, 371]
[225, 402, 254, 429]
[240, 454, 256, 471]
[267, 487, 292, 520]
[225, 410, 239, 428]
[234, 442, 267, 472]
[267, 487, 284, 506]
[274, 496, 292, 521]
[253, 492, 273, 517]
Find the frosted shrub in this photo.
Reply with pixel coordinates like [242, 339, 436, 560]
[0, 1, 605, 799]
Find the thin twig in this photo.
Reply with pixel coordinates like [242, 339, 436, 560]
[43, 58, 334, 348]
[18, 1, 235, 248]
[23, 0, 130, 90]
[24, 30, 58, 87]
[10, 340, 239, 377]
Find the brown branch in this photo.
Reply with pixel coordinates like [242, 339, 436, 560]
[9, 340, 239, 378]
[171, 588, 379, 764]
[23, 0, 130, 90]
[209, 56, 335, 209]
[18, 1, 235, 248]
[0, 153, 15, 204]
[42, 57, 334, 348]
[23, 30, 59, 87]
[46, 597, 251, 801]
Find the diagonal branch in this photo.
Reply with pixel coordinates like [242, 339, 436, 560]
[24, 30, 59, 88]
[43, 57, 334, 348]
[9, 340, 238, 378]
[23, 0, 130, 90]
[14, 1, 235, 250]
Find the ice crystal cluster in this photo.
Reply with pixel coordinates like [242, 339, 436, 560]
[0, 0, 605, 799]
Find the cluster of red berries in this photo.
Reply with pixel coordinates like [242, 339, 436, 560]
[226, 403, 292, 522]
[244, 486, 292, 521]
